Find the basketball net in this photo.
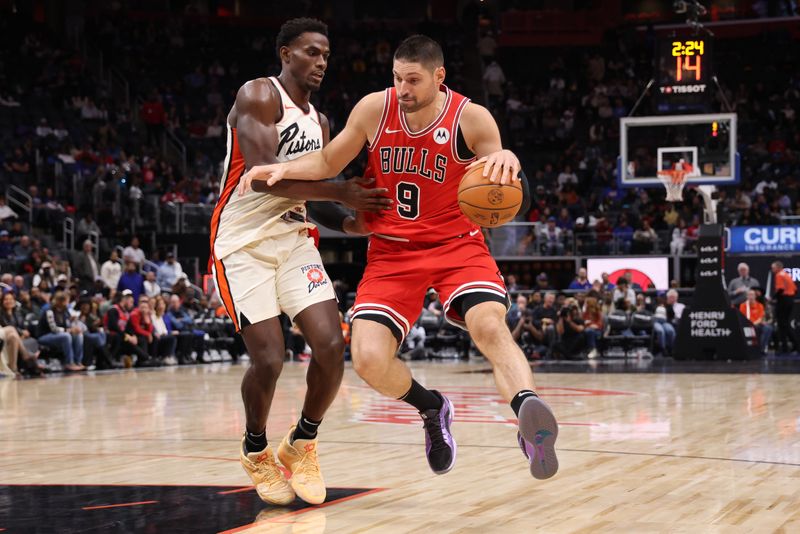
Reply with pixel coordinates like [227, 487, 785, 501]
[656, 170, 688, 202]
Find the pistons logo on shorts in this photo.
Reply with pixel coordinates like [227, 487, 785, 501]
[301, 263, 328, 293]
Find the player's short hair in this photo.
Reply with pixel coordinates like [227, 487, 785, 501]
[275, 18, 328, 58]
[394, 34, 444, 69]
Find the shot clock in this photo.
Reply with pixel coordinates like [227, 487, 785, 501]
[656, 37, 714, 113]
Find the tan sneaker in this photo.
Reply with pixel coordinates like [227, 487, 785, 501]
[277, 426, 326, 505]
[240, 438, 295, 505]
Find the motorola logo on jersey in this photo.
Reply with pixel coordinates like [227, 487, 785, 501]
[378, 146, 448, 183]
[277, 122, 321, 157]
[433, 127, 450, 144]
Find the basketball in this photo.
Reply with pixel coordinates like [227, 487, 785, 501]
[457, 163, 523, 228]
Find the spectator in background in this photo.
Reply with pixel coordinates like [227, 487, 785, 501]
[143, 271, 161, 299]
[104, 290, 144, 367]
[32, 261, 56, 289]
[117, 261, 145, 304]
[582, 296, 604, 359]
[167, 294, 201, 364]
[556, 165, 578, 191]
[72, 240, 99, 289]
[122, 236, 146, 267]
[508, 294, 542, 359]
[0, 230, 13, 259]
[426, 290, 443, 318]
[532, 292, 558, 354]
[14, 235, 32, 261]
[685, 216, 700, 251]
[535, 272, 552, 292]
[19, 290, 40, 317]
[505, 274, 520, 292]
[478, 31, 497, 64]
[771, 261, 798, 354]
[624, 271, 643, 292]
[101, 250, 122, 294]
[76, 213, 100, 242]
[739, 289, 773, 354]
[670, 219, 687, 255]
[12, 275, 25, 296]
[540, 217, 564, 255]
[554, 297, 586, 359]
[613, 278, 636, 308]
[38, 290, 84, 372]
[141, 92, 166, 147]
[156, 251, 183, 291]
[601, 272, 615, 292]
[632, 220, 657, 253]
[613, 215, 634, 254]
[665, 289, 685, 329]
[151, 295, 179, 365]
[75, 297, 113, 369]
[126, 296, 159, 367]
[728, 262, 760, 307]
[651, 302, 676, 356]
[568, 268, 592, 291]
[4, 147, 32, 188]
[483, 59, 506, 109]
[0, 292, 43, 377]
[0, 196, 17, 222]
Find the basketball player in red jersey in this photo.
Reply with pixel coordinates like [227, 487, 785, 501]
[239, 35, 559, 480]
[210, 18, 391, 505]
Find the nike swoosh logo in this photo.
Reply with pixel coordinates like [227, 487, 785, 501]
[469, 229, 480, 236]
[385, 127, 403, 134]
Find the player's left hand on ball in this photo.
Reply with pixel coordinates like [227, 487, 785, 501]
[238, 163, 285, 196]
[467, 150, 521, 185]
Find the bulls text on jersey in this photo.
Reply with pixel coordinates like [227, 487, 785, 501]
[378, 146, 448, 183]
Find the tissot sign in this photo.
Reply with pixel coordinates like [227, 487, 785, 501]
[727, 226, 800, 253]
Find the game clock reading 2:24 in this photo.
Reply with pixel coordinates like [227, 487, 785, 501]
[657, 37, 713, 112]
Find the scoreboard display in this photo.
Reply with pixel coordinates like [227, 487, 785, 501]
[656, 37, 714, 113]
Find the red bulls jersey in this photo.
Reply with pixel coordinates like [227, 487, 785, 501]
[363, 85, 477, 242]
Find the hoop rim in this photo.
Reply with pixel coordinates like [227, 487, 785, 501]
[657, 169, 690, 184]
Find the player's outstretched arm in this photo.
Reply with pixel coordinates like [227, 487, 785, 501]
[238, 92, 384, 194]
[233, 84, 389, 211]
[461, 102, 521, 185]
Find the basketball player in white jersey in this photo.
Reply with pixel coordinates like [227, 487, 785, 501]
[209, 18, 390, 506]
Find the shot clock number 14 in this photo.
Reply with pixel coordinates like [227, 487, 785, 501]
[672, 40, 705, 82]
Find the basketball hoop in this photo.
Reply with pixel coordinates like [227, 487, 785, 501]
[657, 170, 689, 202]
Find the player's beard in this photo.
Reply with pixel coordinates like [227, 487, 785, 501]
[397, 91, 435, 113]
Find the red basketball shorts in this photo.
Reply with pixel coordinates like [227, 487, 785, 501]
[352, 231, 509, 341]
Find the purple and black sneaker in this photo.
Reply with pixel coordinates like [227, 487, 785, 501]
[517, 396, 559, 480]
[419, 390, 457, 474]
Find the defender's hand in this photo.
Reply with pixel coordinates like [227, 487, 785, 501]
[467, 149, 521, 185]
[238, 163, 286, 196]
[342, 214, 371, 236]
[338, 177, 392, 212]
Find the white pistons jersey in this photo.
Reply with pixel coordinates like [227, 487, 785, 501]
[210, 76, 323, 260]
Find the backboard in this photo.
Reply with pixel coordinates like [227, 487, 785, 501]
[618, 113, 738, 187]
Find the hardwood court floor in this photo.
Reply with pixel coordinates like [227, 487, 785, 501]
[2, 360, 800, 533]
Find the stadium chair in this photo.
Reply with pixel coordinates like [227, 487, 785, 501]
[628, 311, 655, 358]
[601, 311, 631, 358]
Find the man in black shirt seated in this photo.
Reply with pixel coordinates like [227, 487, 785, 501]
[553, 297, 587, 360]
